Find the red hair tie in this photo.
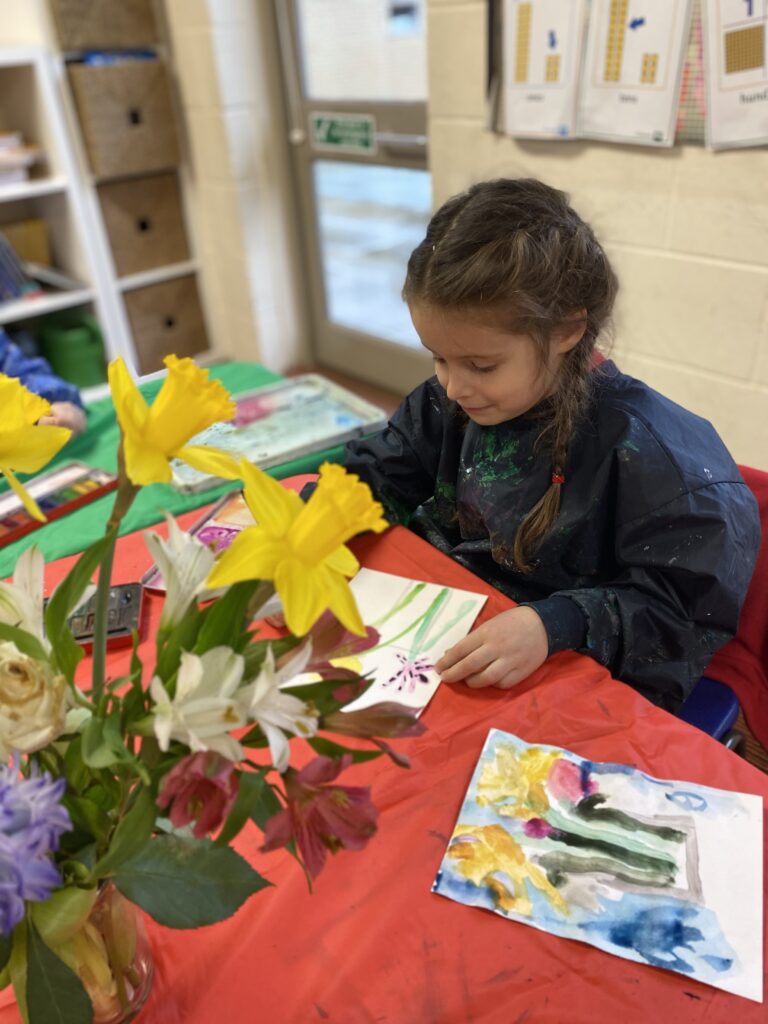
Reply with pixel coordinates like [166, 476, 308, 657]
[551, 473, 565, 486]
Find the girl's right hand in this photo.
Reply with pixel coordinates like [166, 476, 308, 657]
[435, 606, 549, 690]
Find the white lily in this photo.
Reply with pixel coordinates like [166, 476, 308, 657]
[145, 514, 216, 631]
[0, 545, 46, 644]
[0, 546, 95, 651]
[237, 643, 318, 772]
[149, 646, 247, 761]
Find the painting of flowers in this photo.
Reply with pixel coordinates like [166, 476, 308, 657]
[433, 729, 763, 1002]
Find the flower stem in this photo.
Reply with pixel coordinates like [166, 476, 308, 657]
[91, 531, 117, 705]
[91, 445, 139, 703]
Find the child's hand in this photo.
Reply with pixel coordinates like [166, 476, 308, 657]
[435, 606, 549, 689]
[38, 402, 87, 436]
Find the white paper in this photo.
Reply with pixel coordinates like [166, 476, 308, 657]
[434, 729, 764, 1002]
[703, 0, 768, 148]
[578, 0, 693, 145]
[502, 0, 588, 139]
[294, 568, 487, 715]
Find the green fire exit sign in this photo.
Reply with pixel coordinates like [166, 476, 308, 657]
[310, 112, 377, 154]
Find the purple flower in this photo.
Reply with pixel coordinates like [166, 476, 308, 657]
[0, 761, 72, 937]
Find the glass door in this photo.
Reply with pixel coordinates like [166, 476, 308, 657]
[274, 0, 433, 393]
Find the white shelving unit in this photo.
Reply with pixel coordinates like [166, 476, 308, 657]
[0, 48, 133, 365]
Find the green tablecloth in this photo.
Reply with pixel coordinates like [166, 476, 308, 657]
[0, 362, 347, 577]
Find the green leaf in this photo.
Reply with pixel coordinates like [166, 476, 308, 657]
[0, 931, 11, 975]
[154, 602, 202, 682]
[30, 887, 98, 946]
[282, 675, 373, 716]
[242, 635, 301, 679]
[91, 788, 157, 880]
[215, 769, 268, 847]
[9, 921, 29, 1024]
[113, 835, 270, 928]
[63, 737, 91, 793]
[248, 778, 283, 832]
[307, 736, 382, 764]
[80, 714, 139, 773]
[45, 530, 116, 680]
[0, 623, 48, 663]
[195, 580, 262, 655]
[26, 919, 92, 1024]
[63, 795, 111, 842]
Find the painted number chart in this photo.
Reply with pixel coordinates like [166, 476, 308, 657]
[578, 0, 693, 144]
[433, 730, 763, 1002]
[502, 0, 588, 138]
[703, 0, 768, 147]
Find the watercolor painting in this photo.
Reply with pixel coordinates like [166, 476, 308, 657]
[433, 729, 763, 1002]
[320, 569, 487, 715]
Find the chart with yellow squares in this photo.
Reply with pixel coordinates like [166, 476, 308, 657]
[704, 0, 768, 148]
[578, 0, 692, 144]
[502, 0, 588, 138]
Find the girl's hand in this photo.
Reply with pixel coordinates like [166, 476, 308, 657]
[435, 606, 549, 689]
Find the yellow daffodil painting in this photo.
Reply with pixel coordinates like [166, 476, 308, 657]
[208, 460, 388, 636]
[0, 374, 71, 521]
[108, 355, 241, 486]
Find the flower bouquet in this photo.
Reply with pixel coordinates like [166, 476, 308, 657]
[0, 358, 423, 1023]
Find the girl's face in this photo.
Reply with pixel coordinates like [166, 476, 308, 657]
[410, 303, 580, 426]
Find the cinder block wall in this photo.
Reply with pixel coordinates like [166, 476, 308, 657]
[428, 0, 768, 470]
[164, 0, 308, 372]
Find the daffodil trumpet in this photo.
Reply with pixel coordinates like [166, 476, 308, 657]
[107, 355, 241, 486]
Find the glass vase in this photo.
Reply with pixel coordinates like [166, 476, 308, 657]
[74, 882, 154, 1024]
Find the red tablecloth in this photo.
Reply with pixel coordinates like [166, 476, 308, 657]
[2, 512, 767, 1024]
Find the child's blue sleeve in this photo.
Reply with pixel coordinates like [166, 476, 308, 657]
[0, 329, 84, 408]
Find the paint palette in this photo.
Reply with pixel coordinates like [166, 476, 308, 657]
[169, 375, 388, 493]
[140, 491, 254, 592]
[0, 462, 117, 547]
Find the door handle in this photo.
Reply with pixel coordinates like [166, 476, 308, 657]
[374, 131, 428, 150]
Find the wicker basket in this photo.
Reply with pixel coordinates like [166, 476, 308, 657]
[123, 275, 209, 374]
[98, 172, 189, 277]
[50, 0, 158, 50]
[68, 59, 180, 179]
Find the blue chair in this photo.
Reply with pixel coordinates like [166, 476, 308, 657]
[678, 676, 744, 752]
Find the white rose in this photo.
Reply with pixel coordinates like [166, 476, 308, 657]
[0, 641, 67, 758]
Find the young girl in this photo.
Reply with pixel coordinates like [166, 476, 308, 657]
[341, 178, 760, 712]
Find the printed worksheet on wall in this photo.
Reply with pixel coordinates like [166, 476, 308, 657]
[577, 0, 693, 144]
[502, 0, 588, 138]
[703, 0, 768, 148]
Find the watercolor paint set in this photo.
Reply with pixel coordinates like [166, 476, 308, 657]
[0, 461, 117, 546]
[140, 491, 254, 592]
[169, 375, 388, 493]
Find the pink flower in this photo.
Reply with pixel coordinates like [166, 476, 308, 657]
[156, 751, 239, 839]
[261, 755, 378, 879]
[547, 757, 597, 804]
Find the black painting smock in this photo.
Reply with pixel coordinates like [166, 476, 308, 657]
[342, 361, 761, 712]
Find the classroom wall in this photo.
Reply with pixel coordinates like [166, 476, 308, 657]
[427, 0, 768, 471]
[163, 0, 307, 373]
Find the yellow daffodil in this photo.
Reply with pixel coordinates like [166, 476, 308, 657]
[0, 374, 71, 522]
[108, 355, 241, 486]
[207, 460, 388, 636]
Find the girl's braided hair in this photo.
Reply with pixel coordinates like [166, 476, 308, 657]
[403, 178, 619, 571]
